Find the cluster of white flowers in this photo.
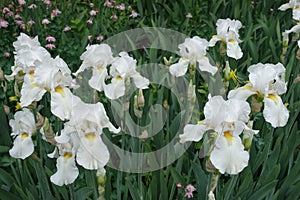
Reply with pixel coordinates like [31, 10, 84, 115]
[279, 0, 300, 49]
[174, 19, 289, 176]
[6, 33, 149, 186]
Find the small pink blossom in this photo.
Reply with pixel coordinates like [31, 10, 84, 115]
[0, 18, 9, 28]
[4, 52, 11, 57]
[44, 0, 51, 5]
[18, 0, 26, 5]
[184, 184, 196, 199]
[45, 44, 56, 49]
[176, 183, 182, 188]
[110, 14, 118, 19]
[28, 4, 37, 9]
[96, 35, 104, 41]
[130, 11, 138, 18]
[186, 13, 193, 18]
[42, 19, 51, 24]
[20, 24, 26, 30]
[5, 11, 14, 18]
[104, 0, 114, 8]
[2, 7, 10, 13]
[88, 35, 92, 41]
[87, 19, 93, 25]
[27, 19, 35, 25]
[115, 3, 125, 10]
[89, 10, 98, 16]
[15, 14, 22, 19]
[51, 9, 61, 18]
[15, 20, 23, 25]
[63, 26, 71, 31]
[46, 36, 56, 42]
[270, 8, 274, 12]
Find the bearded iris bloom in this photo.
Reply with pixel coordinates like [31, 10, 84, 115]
[279, 0, 300, 21]
[169, 36, 218, 77]
[209, 18, 243, 59]
[9, 108, 36, 159]
[74, 44, 113, 92]
[180, 96, 258, 174]
[104, 52, 149, 99]
[228, 63, 289, 128]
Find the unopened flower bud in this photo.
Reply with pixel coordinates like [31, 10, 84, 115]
[282, 31, 289, 47]
[41, 118, 56, 145]
[242, 121, 255, 150]
[208, 191, 216, 200]
[163, 99, 169, 109]
[0, 68, 4, 81]
[3, 105, 10, 115]
[35, 112, 44, 129]
[137, 89, 145, 108]
[296, 48, 300, 60]
[223, 61, 231, 82]
[163, 56, 173, 66]
[206, 159, 217, 173]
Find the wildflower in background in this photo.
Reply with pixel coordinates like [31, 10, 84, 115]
[74, 44, 113, 92]
[42, 19, 51, 24]
[45, 43, 56, 49]
[27, 19, 35, 25]
[209, 18, 243, 59]
[4, 9, 14, 18]
[184, 184, 196, 198]
[228, 63, 289, 127]
[104, 0, 112, 7]
[4, 52, 11, 57]
[15, 14, 21, 19]
[63, 26, 71, 32]
[15, 20, 23, 25]
[51, 8, 61, 18]
[9, 108, 35, 159]
[89, 10, 98, 16]
[104, 52, 150, 99]
[88, 35, 92, 41]
[115, 3, 125, 10]
[18, 0, 26, 6]
[279, 0, 300, 21]
[110, 14, 118, 19]
[2, 7, 10, 13]
[96, 35, 104, 41]
[129, 11, 138, 18]
[87, 19, 93, 25]
[180, 95, 258, 174]
[28, 4, 37, 9]
[0, 18, 9, 28]
[45, 36, 56, 42]
[176, 183, 182, 188]
[169, 36, 218, 77]
[186, 13, 193, 18]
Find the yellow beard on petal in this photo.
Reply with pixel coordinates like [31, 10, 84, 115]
[85, 132, 96, 142]
[98, 66, 103, 71]
[267, 94, 278, 103]
[116, 76, 122, 81]
[54, 86, 65, 96]
[21, 132, 29, 139]
[224, 131, 233, 145]
[63, 152, 73, 159]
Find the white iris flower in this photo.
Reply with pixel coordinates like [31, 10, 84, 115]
[228, 63, 289, 127]
[179, 96, 258, 174]
[209, 18, 243, 59]
[279, 0, 300, 21]
[169, 36, 218, 77]
[9, 108, 36, 159]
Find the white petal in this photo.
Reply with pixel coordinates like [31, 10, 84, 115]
[197, 56, 218, 75]
[228, 85, 255, 100]
[88, 68, 108, 91]
[204, 96, 226, 129]
[226, 40, 243, 59]
[210, 134, 249, 174]
[10, 108, 36, 135]
[293, 8, 300, 21]
[103, 78, 126, 99]
[9, 134, 34, 159]
[208, 36, 221, 47]
[51, 87, 81, 120]
[131, 73, 149, 89]
[50, 154, 79, 186]
[169, 59, 189, 77]
[76, 134, 109, 170]
[179, 123, 208, 143]
[226, 99, 250, 123]
[263, 95, 289, 127]
[20, 74, 46, 107]
[286, 24, 300, 34]
[278, 3, 292, 11]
